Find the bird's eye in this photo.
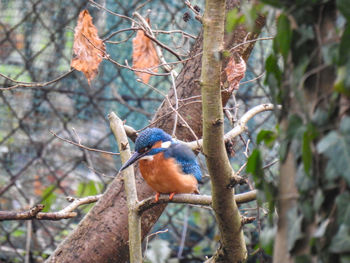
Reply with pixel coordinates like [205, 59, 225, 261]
[138, 148, 145, 153]
[139, 146, 151, 154]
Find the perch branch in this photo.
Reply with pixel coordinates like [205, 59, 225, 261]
[137, 190, 257, 215]
[108, 112, 142, 263]
[0, 195, 102, 221]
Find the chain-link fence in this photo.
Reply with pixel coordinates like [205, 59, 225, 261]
[0, 0, 276, 262]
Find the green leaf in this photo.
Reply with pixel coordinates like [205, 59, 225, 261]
[12, 229, 26, 237]
[287, 207, 304, 251]
[302, 131, 312, 176]
[259, 225, 276, 256]
[275, 14, 292, 61]
[76, 181, 102, 213]
[225, 9, 245, 33]
[261, 0, 282, 8]
[313, 189, 324, 211]
[330, 224, 350, 253]
[340, 255, 350, 263]
[41, 185, 57, 212]
[302, 124, 318, 176]
[337, 0, 350, 21]
[339, 25, 350, 66]
[286, 114, 304, 139]
[77, 180, 101, 197]
[334, 66, 350, 96]
[246, 149, 263, 178]
[295, 255, 312, 263]
[317, 117, 350, 184]
[336, 192, 350, 227]
[257, 129, 277, 148]
[265, 54, 282, 85]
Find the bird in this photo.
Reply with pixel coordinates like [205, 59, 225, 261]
[119, 128, 202, 202]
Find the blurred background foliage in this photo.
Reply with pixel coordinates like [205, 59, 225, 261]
[0, 0, 286, 262]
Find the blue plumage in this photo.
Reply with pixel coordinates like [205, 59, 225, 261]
[163, 143, 202, 182]
[120, 127, 202, 200]
[135, 128, 172, 152]
[132, 128, 201, 182]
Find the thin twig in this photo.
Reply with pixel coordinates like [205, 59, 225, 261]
[0, 195, 102, 221]
[133, 12, 182, 62]
[229, 37, 274, 52]
[243, 138, 250, 158]
[0, 70, 74, 91]
[143, 229, 169, 261]
[177, 206, 189, 259]
[170, 72, 179, 136]
[263, 159, 279, 169]
[184, 103, 282, 150]
[88, 0, 138, 24]
[50, 130, 120, 155]
[133, 12, 181, 70]
[184, 0, 202, 22]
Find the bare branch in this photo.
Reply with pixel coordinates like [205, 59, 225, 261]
[0, 195, 102, 221]
[184, 103, 282, 150]
[241, 216, 256, 226]
[108, 112, 142, 263]
[184, 0, 202, 22]
[133, 12, 182, 62]
[88, 0, 138, 24]
[0, 70, 74, 91]
[137, 190, 257, 215]
[229, 36, 274, 53]
[0, 204, 44, 221]
[50, 130, 120, 155]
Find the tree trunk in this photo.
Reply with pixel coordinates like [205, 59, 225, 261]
[46, 1, 265, 262]
[201, 0, 247, 261]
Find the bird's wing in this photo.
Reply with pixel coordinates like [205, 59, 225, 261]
[163, 143, 202, 182]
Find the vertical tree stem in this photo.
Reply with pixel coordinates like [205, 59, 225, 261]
[109, 112, 142, 263]
[201, 0, 247, 261]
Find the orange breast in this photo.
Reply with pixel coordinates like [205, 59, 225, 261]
[139, 143, 198, 194]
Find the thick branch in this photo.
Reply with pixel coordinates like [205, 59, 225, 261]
[201, 0, 247, 261]
[0, 205, 45, 221]
[109, 112, 142, 263]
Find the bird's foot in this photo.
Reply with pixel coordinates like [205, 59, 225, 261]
[169, 192, 175, 200]
[154, 192, 160, 202]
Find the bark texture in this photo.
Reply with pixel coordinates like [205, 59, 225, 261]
[152, 3, 265, 141]
[201, 0, 247, 261]
[46, 1, 265, 262]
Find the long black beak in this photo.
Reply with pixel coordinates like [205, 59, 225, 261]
[119, 151, 147, 172]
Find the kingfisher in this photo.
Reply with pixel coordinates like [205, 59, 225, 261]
[119, 128, 202, 202]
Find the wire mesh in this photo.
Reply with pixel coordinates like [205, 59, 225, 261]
[0, 0, 276, 262]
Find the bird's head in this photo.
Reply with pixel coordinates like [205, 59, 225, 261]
[119, 128, 172, 172]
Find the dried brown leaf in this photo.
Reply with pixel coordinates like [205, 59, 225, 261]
[225, 55, 246, 92]
[132, 24, 159, 84]
[71, 10, 106, 84]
